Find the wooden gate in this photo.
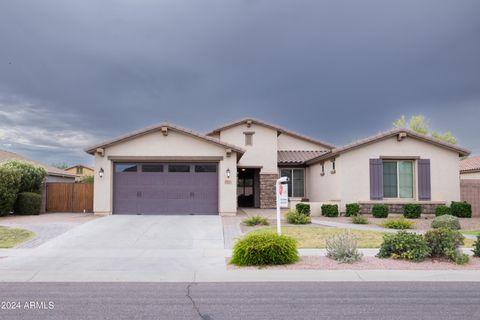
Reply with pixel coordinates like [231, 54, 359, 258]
[460, 179, 480, 217]
[46, 183, 93, 213]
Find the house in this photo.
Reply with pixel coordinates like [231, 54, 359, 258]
[460, 156, 480, 179]
[65, 164, 94, 182]
[85, 118, 470, 216]
[0, 149, 76, 183]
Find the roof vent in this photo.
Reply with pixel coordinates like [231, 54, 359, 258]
[397, 132, 407, 141]
[161, 126, 169, 136]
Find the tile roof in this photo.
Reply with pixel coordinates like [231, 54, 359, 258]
[206, 117, 336, 149]
[84, 122, 246, 156]
[278, 150, 328, 165]
[306, 128, 471, 164]
[0, 149, 76, 178]
[65, 164, 94, 171]
[460, 156, 480, 173]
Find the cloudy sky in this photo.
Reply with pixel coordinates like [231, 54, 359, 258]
[0, 0, 479, 166]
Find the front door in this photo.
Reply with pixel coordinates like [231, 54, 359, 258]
[237, 168, 255, 207]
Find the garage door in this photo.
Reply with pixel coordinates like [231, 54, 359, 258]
[113, 163, 218, 215]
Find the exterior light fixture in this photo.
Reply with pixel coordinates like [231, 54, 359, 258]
[99, 168, 104, 178]
[226, 168, 231, 178]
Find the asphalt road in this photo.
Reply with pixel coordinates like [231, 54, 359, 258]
[0, 282, 479, 320]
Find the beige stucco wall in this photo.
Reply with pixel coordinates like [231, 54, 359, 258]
[93, 130, 238, 216]
[307, 158, 341, 203]
[219, 123, 278, 174]
[277, 133, 329, 151]
[461, 171, 480, 179]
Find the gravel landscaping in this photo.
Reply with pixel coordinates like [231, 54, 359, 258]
[228, 256, 480, 270]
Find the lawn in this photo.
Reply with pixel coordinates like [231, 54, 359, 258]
[253, 226, 386, 248]
[462, 230, 480, 237]
[251, 226, 476, 248]
[0, 226, 34, 248]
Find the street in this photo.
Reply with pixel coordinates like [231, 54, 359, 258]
[0, 282, 479, 320]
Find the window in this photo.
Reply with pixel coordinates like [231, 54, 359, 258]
[115, 164, 137, 172]
[383, 160, 413, 198]
[244, 132, 254, 146]
[76, 167, 83, 175]
[195, 165, 217, 172]
[168, 164, 190, 172]
[142, 164, 164, 172]
[280, 168, 305, 198]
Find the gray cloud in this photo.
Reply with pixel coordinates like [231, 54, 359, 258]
[0, 0, 479, 165]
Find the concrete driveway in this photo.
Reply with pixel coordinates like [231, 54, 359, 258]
[0, 215, 226, 282]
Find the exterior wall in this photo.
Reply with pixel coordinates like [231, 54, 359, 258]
[461, 171, 480, 180]
[259, 173, 278, 208]
[307, 158, 341, 203]
[461, 179, 480, 217]
[65, 167, 94, 177]
[46, 175, 75, 183]
[277, 133, 328, 151]
[219, 123, 278, 174]
[93, 130, 238, 216]
[335, 136, 461, 211]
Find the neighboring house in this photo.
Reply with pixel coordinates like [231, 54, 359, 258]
[460, 156, 480, 179]
[85, 118, 470, 216]
[65, 164, 94, 182]
[0, 149, 76, 183]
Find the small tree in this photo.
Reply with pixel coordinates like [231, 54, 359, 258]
[0, 166, 21, 215]
[2, 160, 47, 193]
[432, 131, 457, 144]
[393, 114, 457, 144]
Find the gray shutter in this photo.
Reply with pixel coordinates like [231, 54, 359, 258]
[369, 159, 383, 200]
[418, 159, 431, 200]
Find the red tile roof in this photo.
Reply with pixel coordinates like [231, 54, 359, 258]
[460, 156, 480, 173]
[278, 150, 328, 165]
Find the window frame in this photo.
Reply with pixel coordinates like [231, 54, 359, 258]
[279, 168, 306, 198]
[382, 160, 415, 199]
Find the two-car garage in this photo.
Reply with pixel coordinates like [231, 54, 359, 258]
[113, 162, 219, 215]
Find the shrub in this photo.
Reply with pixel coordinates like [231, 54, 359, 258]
[377, 231, 430, 262]
[1, 160, 47, 193]
[326, 230, 363, 264]
[351, 215, 368, 224]
[14, 192, 41, 215]
[82, 176, 94, 184]
[230, 231, 299, 266]
[372, 204, 389, 218]
[431, 215, 461, 230]
[381, 218, 414, 230]
[345, 203, 360, 217]
[0, 166, 22, 215]
[243, 215, 269, 226]
[473, 236, 480, 258]
[286, 210, 311, 224]
[321, 204, 339, 217]
[424, 228, 469, 264]
[404, 204, 422, 219]
[435, 205, 452, 217]
[450, 201, 472, 218]
[296, 203, 311, 216]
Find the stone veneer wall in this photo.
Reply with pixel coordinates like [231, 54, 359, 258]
[359, 202, 446, 215]
[260, 174, 278, 209]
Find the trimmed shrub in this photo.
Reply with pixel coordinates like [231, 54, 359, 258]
[372, 204, 389, 218]
[381, 218, 414, 230]
[83, 176, 94, 184]
[326, 231, 363, 264]
[0, 166, 22, 215]
[431, 215, 461, 230]
[321, 204, 339, 217]
[404, 204, 422, 219]
[14, 192, 41, 215]
[473, 236, 480, 258]
[1, 160, 47, 193]
[450, 201, 472, 218]
[435, 205, 452, 217]
[377, 231, 430, 262]
[230, 231, 299, 266]
[345, 203, 360, 217]
[296, 203, 311, 216]
[286, 210, 311, 224]
[243, 215, 269, 226]
[424, 228, 469, 264]
[351, 215, 368, 224]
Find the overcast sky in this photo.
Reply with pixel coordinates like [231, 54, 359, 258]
[0, 0, 479, 167]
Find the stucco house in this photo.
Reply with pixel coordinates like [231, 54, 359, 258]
[85, 118, 470, 216]
[65, 164, 94, 182]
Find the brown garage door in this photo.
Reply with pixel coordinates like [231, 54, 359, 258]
[113, 163, 218, 215]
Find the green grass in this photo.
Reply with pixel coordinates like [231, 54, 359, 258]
[252, 226, 386, 248]
[461, 230, 480, 237]
[0, 226, 34, 248]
